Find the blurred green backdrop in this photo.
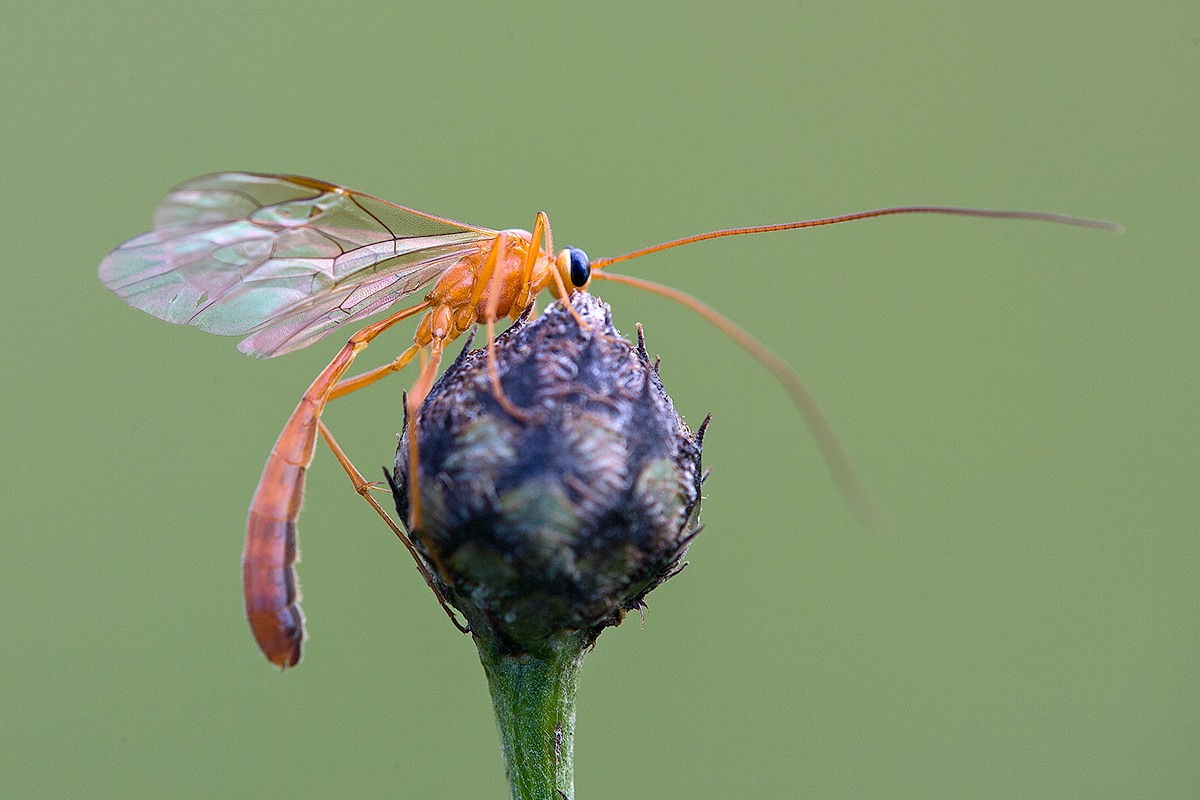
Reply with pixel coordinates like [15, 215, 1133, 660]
[3, 2, 1195, 797]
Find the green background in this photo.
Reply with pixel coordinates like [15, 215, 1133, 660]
[3, 2, 1195, 797]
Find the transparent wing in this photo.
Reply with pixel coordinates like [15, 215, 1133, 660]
[99, 173, 497, 357]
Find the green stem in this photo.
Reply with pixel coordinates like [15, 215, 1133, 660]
[475, 629, 589, 800]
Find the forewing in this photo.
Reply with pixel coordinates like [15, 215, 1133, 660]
[99, 173, 496, 357]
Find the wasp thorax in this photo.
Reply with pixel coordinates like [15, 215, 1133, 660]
[391, 293, 706, 656]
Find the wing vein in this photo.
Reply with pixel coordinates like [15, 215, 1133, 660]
[98, 173, 495, 358]
[352, 196, 397, 239]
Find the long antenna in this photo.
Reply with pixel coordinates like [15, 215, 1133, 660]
[589, 204, 1121, 530]
[592, 269, 888, 532]
[591, 206, 1123, 269]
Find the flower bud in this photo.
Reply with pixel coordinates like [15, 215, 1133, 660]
[390, 293, 706, 656]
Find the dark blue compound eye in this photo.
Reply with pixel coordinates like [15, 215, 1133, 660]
[567, 248, 591, 287]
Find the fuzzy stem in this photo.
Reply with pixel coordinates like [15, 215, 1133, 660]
[475, 629, 589, 800]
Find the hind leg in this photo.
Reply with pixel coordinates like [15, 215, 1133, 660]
[316, 418, 468, 633]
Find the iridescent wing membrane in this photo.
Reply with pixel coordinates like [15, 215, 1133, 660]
[99, 173, 498, 357]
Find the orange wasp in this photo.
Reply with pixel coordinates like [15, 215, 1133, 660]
[99, 172, 1120, 668]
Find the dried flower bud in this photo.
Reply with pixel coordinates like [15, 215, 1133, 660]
[390, 293, 706, 656]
